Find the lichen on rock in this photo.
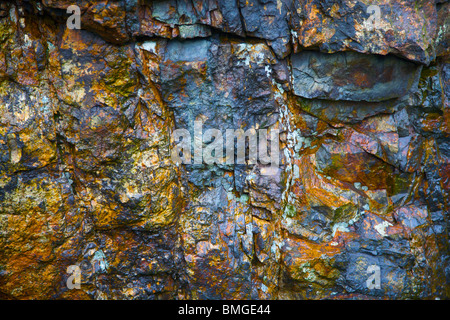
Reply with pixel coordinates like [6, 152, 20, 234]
[0, 0, 448, 300]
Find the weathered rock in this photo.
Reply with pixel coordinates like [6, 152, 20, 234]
[37, 0, 442, 64]
[289, 0, 438, 65]
[436, 2, 450, 57]
[0, 0, 448, 300]
[291, 51, 422, 102]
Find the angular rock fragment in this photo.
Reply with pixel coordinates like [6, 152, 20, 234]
[291, 51, 422, 102]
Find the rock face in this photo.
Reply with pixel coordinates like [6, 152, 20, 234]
[292, 51, 422, 102]
[0, 0, 448, 300]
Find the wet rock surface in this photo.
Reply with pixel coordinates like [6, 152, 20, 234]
[291, 51, 422, 102]
[0, 0, 449, 299]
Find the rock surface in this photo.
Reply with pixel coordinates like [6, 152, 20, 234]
[0, 0, 448, 300]
[292, 50, 422, 102]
